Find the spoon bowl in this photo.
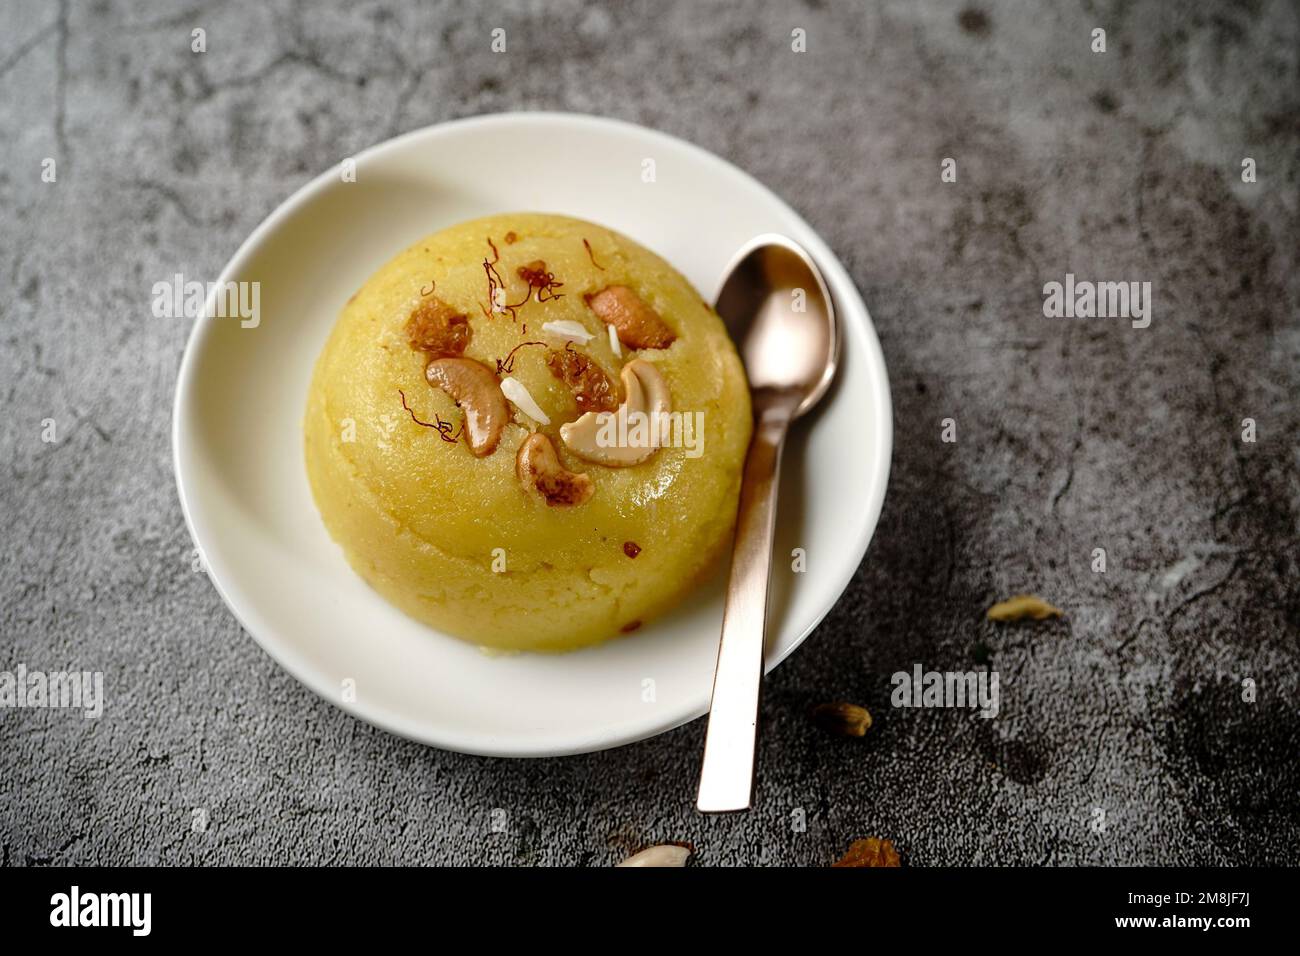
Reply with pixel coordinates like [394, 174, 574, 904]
[715, 235, 839, 416]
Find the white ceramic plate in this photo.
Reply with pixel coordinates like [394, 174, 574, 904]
[172, 112, 892, 757]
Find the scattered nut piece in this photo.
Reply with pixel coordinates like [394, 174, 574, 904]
[623, 541, 641, 559]
[515, 433, 594, 507]
[812, 702, 872, 737]
[560, 359, 670, 466]
[541, 319, 595, 345]
[832, 838, 901, 868]
[406, 296, 470, 356]
[987, 595, 1063, 622]
[500, 376, 550, 425]
[607, 322, 621, 358]
[586, 285, 676, 350]
[424, 357, 508, 457]
[546, 346, 619, 414]
[616, 844, 691, 868]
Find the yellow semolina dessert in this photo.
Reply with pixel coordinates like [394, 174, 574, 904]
[304, 213, 752, 652]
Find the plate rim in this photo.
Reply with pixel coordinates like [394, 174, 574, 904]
[171, 110, 893, 757]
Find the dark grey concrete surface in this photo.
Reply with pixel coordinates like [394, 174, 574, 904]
[1, 0, 1298, 866]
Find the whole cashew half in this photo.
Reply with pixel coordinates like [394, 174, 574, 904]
[516, 433, 594, 506]
[424, 357, 508, 457]
[585, 285, 677, 350]
[560, 359, 671, 466]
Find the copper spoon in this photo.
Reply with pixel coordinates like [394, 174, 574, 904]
[697, 235, 838, 813]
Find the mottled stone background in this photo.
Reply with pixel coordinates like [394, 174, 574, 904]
[1, 0, 1297, 866]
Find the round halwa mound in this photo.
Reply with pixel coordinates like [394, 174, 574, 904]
[304, 213, 751, 652]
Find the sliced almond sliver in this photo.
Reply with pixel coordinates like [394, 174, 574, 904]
[500, 376, 551, 426]
[541, 320, 594, 345]
[608, 322, 621, 358]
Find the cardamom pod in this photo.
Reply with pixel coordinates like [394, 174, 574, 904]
[812, 702, 873, 737]
[987, 594, 1063, 621]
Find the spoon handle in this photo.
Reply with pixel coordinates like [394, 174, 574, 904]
[697, 410, 791, 812]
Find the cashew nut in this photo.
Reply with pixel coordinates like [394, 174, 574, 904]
[424, 357, 507, 457]
[516, 433, 594, 506]
[585, 285, 677, 350]
[560, 359, 671, 466]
